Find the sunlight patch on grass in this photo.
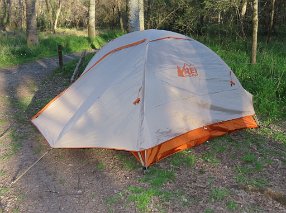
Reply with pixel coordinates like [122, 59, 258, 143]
[128, 186, 158, 212]
[0, 30, 123, 68]
[0, 118, 8, 127]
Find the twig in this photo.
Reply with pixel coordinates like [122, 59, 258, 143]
[70, 50, 87, 83]
[239, 184, 286, 206]
[10, 148, 53, 186]
[0, 125, 11, 139]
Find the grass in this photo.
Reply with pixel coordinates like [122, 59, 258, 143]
[0, 118, 8, 127]
[140, 167, 175, 187]
[0, 29, 123, 68]
[0, 169, 6, 177]
[116, 152, 140, 170]
[202, 152, 220, 164]
[106, 192, 123, 206]
[0, 129, 23, 160]
[104, 167, 176, 212]
[210, 187, 230, 202]
[96, 161, 105, 171]
[169, 150, 196, 167]
[242, 153, 257, 163]
[127, 186, 159, 212]
[0, 187, 10, 196]
[226, 200, 238, 211]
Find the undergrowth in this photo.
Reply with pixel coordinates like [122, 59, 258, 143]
[0, 30, 123, 68]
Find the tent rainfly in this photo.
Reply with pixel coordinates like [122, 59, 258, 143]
[32, 29, 258, 167]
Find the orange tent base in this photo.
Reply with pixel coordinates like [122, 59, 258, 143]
[132, 115, 258, 167]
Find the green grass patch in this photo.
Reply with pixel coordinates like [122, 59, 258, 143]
[106, 192, 123, 206]
[202, 152, 220, 164]
[54, 53, 94, 77]
[258, 127, 286, 145]
[1, 129, 23, 160]
[169, 150, 196, 167]
[0, 30, 123, 68]
[96, 161, 105, 171]
[226, 200, 238, 211]
[0, 187, 9, 196]
[127, 186, 171, 212]
[242, 153, 257, 163]
[210, 187, 230, 202]
[204, 208, 214, 213]
[0, 119, 8, 127]
[235, 174, 268, 188]
[0, 169, 6, 177]
[128, 186, 157, 212]
[116, 167, 176, 212]
[116, 152, 140, 170]
[140, 167, 175, 187]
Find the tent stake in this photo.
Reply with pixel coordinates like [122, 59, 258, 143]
[10, 148, 53, 186]
[142, 166, 148, 174]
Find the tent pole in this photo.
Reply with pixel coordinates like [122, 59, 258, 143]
[138, 151, 145, 167]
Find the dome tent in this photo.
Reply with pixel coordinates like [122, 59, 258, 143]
[32, 29, 258, 167]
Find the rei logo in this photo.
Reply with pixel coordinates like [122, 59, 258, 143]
[177, 63, 198, 77]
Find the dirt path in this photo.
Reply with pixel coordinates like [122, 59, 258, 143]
[0, 54, 125, 212]
[0, 56, 286, 213]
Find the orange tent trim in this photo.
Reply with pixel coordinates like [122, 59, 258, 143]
[83, 38, 147, 75]
[132, 115, 258, 167]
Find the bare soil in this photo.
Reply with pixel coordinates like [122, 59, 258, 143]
[0, 55, 286, 213]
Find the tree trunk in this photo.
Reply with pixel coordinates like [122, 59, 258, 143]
[251, 0, 258, 64]
[218, 11, 221, 24]
[88, 0, 96, 39]
[53, 0, 62, 33]
[26, 0, 38, 47]
[0, 0, 7, 30]
[125, 0, 128, 31]
[146, 0, 151, 29]
[0, 0, 11, 31]
[128, 0, 144, 32]
[128, 0, 139, 32]
[22, 0, 26, 29]
[45, 0, 53, 31]
[238, 0, 247, 38]
[267, 0, 276, 43]
[138, 0, 144, 30]
[18, 0, 23, 30]
[241, 0, 247, 18]
[117, 0, 124, 31]
[6, 0, 11, 30]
